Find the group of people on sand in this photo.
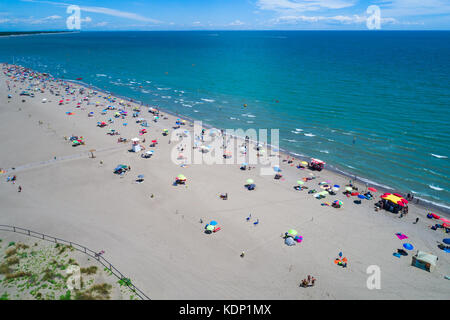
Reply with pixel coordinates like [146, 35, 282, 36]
[300, 275, 316, 288]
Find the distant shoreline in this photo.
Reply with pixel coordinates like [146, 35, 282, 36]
[0, 31, 76, 38]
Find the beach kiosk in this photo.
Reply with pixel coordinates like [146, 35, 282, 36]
[411, 251, 437, 272]
[309, 158, 325, 171]
[131, 137, 141, 152]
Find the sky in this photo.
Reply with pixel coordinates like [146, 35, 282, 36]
[0, 0, 449, 31]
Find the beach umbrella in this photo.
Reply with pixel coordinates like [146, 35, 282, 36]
[206, 225, 215, 231]
[297, 180, 304, 185]
[368, 187, 377, 192]
[358, 194, 366, 199]
[177, 174, 186, 180]
[287, 229, 298, 236]
[301, 161, 308, 166]
[393, 193, 403, 197]
[274, 166, 281, 172]
[403, 243, 414, 250]
[242, 162, 248, 166]
[334, 185, 340, 188]
[345, 187, 353, 192]
[333, 200, 343, 206]
[401, 198, 408, 204]
[397, 201, 405, 207]
[210, 220, 218, 226]
[443, 239, 450, 245]
[246, 179, 254, 184]
[137, 174, 144, 179]
[319, 191, 328, 196]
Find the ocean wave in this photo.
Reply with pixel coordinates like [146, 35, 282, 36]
[304, 133, 315, 137]
[96, 74, 107, 77]
[320, 150, 329, 154]
[429, 185, 444, 191]
[157, 87, 171, 90]
[201, 98, 215, 103]
[161, 96, 171, 99]
[430, 153, 448, 159]
[182, 104, 192, 108]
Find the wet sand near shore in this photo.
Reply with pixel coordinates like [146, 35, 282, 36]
[1, 64, 449, 299]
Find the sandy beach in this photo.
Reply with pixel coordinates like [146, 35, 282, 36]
[1, 63, 449, 300]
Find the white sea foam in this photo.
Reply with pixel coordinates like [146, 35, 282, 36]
[431, 153, 448, 159]
[157, 87, 171, 90]
[201, 98, 215, 103]
[161, 96, 171, 99]
[182, 104, 192, 108]
[320, 150, 329, 154]
[429, 185, 444, 191]
[96, 74, 107, 77]
[304, 133, 315, 137]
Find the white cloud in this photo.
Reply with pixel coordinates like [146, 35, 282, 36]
[378, 0, 450, 17]
[257, 0, 357, 13]
[29, 15, 62, 24]
[81, 16, 92, 23]
[20, 0, 160, 23]
[273, 14, 398, 25]
[95, 21, 108, 27]
[193, 21, 201, 25]
[229, 19, 245, 26]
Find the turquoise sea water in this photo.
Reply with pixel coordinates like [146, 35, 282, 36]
[1, 31, 449, 209]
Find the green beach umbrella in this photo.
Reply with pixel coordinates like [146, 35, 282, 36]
[297, 180, 304, 185]
[177, 174, 186, 180]
[345, 187, 353, 192]
[288, 229, 298, 236]
[319, 191, 328, 195]
[206, 225, 215, 231]
[246, 179, 254, 184]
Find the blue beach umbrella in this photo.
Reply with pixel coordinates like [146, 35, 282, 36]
[334, 185, 340, 188]
[137, 174, 144, 179]
[403, 243, 414, 250]
[358, 194, 366, 199]
[443, 238, 450, 245]
[210, 220, 218, 226]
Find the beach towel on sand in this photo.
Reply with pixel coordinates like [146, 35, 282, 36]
[396, 233, 408, 240]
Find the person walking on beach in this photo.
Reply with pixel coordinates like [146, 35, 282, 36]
[413, 217, 419, 224]
[18, 186, 22, 193]
[240, 251, 245, 258]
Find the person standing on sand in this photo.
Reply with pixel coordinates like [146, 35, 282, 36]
[414, 217, 419, 224]
[18, 186, 22, 192]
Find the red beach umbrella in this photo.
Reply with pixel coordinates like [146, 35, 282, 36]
[397, 201, 405, 207]
[368, 187, 377, 192]
[401, 199, 408, 204]
[351, 192, 359, 196]
[393, 193, 403, 197]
